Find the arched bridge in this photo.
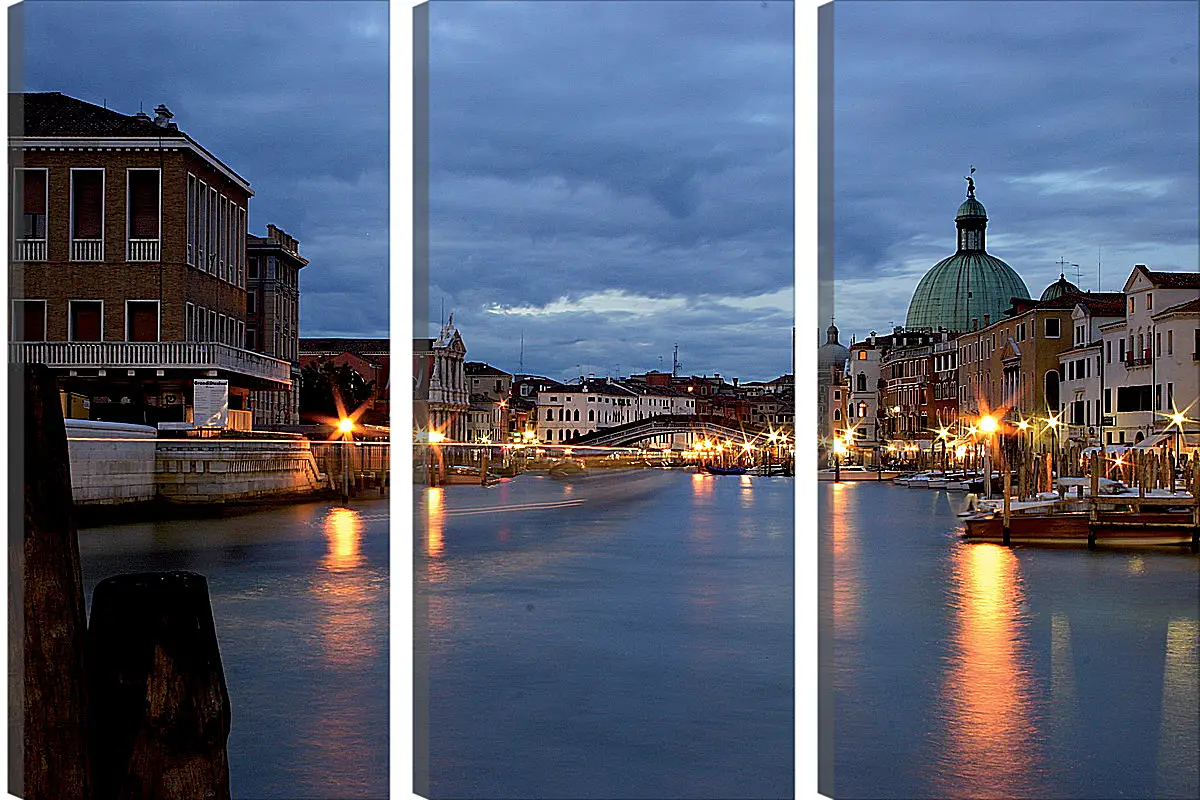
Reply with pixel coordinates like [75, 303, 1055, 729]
[566, 415, 773, 448]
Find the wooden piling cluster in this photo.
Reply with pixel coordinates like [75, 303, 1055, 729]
[11, 365, 232, 800]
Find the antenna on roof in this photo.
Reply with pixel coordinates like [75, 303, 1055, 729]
[1097, 245, 1102, 293]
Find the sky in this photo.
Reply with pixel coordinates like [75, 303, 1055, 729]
[13, 0, 390, 339]
[426, 1, 795, 383]
[832, 0, 1199, 347]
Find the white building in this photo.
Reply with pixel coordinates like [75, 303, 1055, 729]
[413, 317, 468, 442]
[535, 378, 696, 445]
[1057, 294, 1125, 446]
[1097, 266, 1200, 448]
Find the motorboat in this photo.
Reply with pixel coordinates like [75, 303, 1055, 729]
[818, 465, 901, 482]
[704, 464, 749, 476]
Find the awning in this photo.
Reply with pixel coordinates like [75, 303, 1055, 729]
[1132, 433, 1172, 449]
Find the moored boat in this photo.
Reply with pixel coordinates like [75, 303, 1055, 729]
[818, 466, 901, 482]
[704, 464, 749, 476]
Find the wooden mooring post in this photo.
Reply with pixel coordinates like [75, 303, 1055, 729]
[10, 364, 91, 799]
[12, 363, 233, 800]
[88, 572, 231, 800]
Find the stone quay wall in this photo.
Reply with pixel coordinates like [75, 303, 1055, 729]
[66, 419, 158, 505]
[64, 422, 328, 506]
[154, 438, 327, 504]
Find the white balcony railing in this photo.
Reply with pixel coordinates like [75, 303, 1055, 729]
[10, 340, 292, 386]
[127, 239, 161, 262]
[12, 239, 46, 262]
[71, 239, 104, 262]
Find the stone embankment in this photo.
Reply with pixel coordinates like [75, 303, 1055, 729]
[65, 420, 329, 509]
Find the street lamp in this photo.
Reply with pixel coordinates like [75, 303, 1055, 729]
[978, 415, 998, 498]
[1168, 410, 1188, 492]
[832, 438, 847, 482]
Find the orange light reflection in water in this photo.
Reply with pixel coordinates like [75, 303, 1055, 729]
[829, 483, 860, 636]
[305, 506, 377, 791]
[426, 488, 445, 558]
[691, 472, 714, 499]
[934, 544, 1040, 799]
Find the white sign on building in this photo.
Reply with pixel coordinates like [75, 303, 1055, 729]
[193, 379, 229, 428]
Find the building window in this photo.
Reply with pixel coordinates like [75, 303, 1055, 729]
[1146, 293, 1152, 310]
[1044, 318, 1060, 338]
[13, 168, 48, 260]
[12, 299, 46, 341]
[857, 350, 867, 360]
[70, 169, 105, 260]
[247, 290, 257, 315]
[833, 409, 841, 421]
[545, 409, 553, 421]
[1156, 332, 1161, 357]
[246, 328, 257, 350]
[248, 256, 259, 280]
[69, 300, 103, 341]
[1167, 330, 1173, 356]
[125, 300, 160, 342]
[126, 169, 161, 261]
[1129, 297, 1135, 313]
[197, 181, 208, 270]
[1168, 383, 1174, 407]
[267, 256, 277, 280]
[1155, 384, 1162, 410]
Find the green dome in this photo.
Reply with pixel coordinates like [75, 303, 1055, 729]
[1040, 273, 1080, 301]
[906, 180, 1031, 331]
[956, 197, 987, 218]
[906, 252, 1030, 330]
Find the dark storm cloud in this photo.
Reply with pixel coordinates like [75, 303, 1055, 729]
[833, 0, 1199, 345]
[428, 0, 795, 382]
[17, 0, 389, 337]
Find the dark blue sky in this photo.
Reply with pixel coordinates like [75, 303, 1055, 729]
[833, 0, 1199, 346]
[426, 1, 795, 382]
[14, 0, 389, 338]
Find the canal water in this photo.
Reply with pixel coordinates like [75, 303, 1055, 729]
[416, 469, 794, 800]
[79, 497, 390, 800]
[822, 481, 1200, 800]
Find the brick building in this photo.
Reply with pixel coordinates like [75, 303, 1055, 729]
[299, 337, 390, 426]
[9, 91, 290, 425]
[247, 225, 307, 425]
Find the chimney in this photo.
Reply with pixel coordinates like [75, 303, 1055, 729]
[152, 103, 174, 128]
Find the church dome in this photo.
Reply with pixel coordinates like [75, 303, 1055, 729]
[905, 178, 1030, 331]
[817, 323, 849, 376]
[1040, 273, 1080, 301]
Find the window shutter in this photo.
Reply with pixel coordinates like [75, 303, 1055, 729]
[129, 172, 159, 239]
[127, 302, 158, 342]
[72, 172, 104, 238]
[71, 302, 102, 341]
[21, 170, 46, 214]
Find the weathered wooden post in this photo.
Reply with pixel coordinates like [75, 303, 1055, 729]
[9, 363, 91, 800]
[480, 448, 490, 486]
[88, 571, 231, 800]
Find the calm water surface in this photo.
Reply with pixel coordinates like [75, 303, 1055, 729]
[823, 482, 1200, 800]
[416, 469, 794, 799]
[79, 498, 389, 800]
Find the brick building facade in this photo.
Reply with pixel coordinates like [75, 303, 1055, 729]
[9, 91, 290, 425]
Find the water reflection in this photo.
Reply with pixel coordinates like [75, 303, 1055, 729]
[426, 487, 445, 560]
[324, 507, 364, 571]
[934, 544, 1041, 798]
[828, 483, 860, 635]
[691, 472, 713, 499]
[1157, 619, 1200, 799]
[303, 506, 381, 795]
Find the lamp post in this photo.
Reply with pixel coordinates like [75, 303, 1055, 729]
[1045, 412, 1062, 485]
[833, 438, 847, 482]
[979, 414, 998, 498]
[1169, 410, 1186, 493]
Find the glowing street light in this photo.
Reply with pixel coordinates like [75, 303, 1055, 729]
[338, 417, 355, 435]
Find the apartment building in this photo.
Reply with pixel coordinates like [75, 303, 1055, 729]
[247, 225, 307, 425]
[9, 91, 290, 426]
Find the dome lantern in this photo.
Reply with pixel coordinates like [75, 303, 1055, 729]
[905, 174, 1031, 332]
